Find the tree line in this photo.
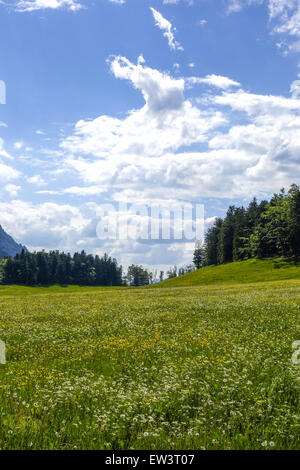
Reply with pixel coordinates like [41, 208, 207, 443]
[2, 250, 123, 286]
[0, 252, 165, 287]
[193, 184, 300, 268]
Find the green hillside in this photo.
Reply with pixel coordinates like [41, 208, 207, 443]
[155, 258, 300, 287]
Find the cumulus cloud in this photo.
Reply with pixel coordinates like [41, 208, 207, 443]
[14, 0, 83, 12]
[0, 200, 90, 252]
[206, 86, 300, 193]
[58, 56, 300, 206]
[61, 55, 225, 160]
[0, 199, 198, 269]
[150, 7, 183, 51]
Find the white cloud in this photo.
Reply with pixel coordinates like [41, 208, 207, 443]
[63, 185, 107, 196]
[150, 7, 184, 51]
[186, 74, 241, 89]
[14, 0, 83, 12]
[0, 199, 188, 269]
[212, 88, 300, 114]
[58, 56, 300, 205]
[4, 184, 21, 197]
[269, 0, 300, 36]
[27, 174, 47, 186]
[0, 138, 13, 160]
[228, 1, 300, 51]
[110, 55, 185, 115]
[36, 190, 60, 195]
[61, 55, 225, 160]
[14, 141, 24, 150]
[290, 77, 300, 97]
[0, 161, 20, 182]
[0, 139, 18, 184]
[0, 200, 90, 252]
[227, 0, 246, 13]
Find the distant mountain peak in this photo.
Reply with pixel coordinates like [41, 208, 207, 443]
[0, 225, 27, 258]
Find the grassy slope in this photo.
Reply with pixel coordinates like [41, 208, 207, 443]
[154, 258, 300, 288]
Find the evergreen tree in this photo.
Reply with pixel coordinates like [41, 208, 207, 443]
[287, 184, 300, 258]
[36, 252, 50, 285]
[2, 250, 123, 286]
[193, 241, 205, 269]
[219, 206, 236, 264]
[205, 218, 223, 265]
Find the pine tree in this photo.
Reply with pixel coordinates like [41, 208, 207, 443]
[193, 241, 205, 269]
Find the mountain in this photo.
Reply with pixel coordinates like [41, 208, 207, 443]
[0, 225, 27, 258]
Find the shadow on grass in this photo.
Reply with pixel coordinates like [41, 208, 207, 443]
[272, 258, 300, 269]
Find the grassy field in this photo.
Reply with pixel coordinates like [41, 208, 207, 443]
[0, 260, 299, 450]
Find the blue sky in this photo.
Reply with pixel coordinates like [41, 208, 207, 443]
[1, 0, 300, 269]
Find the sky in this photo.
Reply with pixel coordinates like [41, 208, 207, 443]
[0, 0, 300, 271]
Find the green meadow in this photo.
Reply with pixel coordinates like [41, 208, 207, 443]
[0, 259, 299, 450]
